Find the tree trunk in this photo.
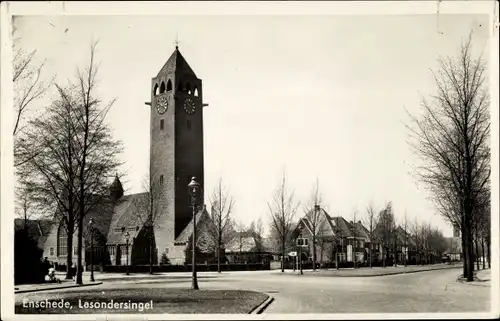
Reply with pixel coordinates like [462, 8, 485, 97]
[461, 223, 467, 278]
[335, 242, 339, 270]
[149, 235, 153, 275]
[319, 242, 324, 269]
[487, 235, 491, 269]
[369, 243, 372, 268]
[312, 237, 316, 271]
[465, 221, 474, 281]
[475, 233, 480, 271]
[75, 216, 83, 285]
[281, 238, 285, 272]
[481, 235, 485, 270]
[65, 227, 74, 280]
[217, 242, 221, 273]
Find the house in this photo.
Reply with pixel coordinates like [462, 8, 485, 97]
[295, 205, 371, 266]
[224, 231, 274, 264]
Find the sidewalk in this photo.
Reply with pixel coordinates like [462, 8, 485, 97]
[456, 268, 491, 287]
[15, 279, 103, 294]
[277, 263, 463, 277]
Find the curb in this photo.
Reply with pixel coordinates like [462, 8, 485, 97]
[299, 266, 463, 278]
[249, 295, 274, 314]
[15, 281, 103, 294]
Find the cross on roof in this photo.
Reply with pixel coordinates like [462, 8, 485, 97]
[174, 32, 180, 49]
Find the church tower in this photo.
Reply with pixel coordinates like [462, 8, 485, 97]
[149, 45, 204, 261]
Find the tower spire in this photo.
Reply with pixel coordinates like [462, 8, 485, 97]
[174, 32, 180, 50]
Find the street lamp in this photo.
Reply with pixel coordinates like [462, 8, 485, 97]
[125, 231, 130, 276]
[89, 218, 95, 282]
[188, 176, 200, 290]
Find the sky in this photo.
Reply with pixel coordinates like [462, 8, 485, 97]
[11, 13, 490, 237]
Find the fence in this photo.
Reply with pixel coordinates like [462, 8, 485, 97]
[101, 262, 271, 273]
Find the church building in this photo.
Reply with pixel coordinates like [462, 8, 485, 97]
[42, 45, 215, 267]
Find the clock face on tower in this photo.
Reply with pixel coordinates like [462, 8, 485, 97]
[156, 95, 169, 114]
[183, 97, 196, 115]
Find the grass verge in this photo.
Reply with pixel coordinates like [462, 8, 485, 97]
[15, 288, 269, 314]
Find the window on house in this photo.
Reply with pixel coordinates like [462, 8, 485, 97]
[50, 247, 54, 256]
[194, 87, 199, 97]
[107, 245, 116, 256]
[57, 224, 68, 256]
[73, 247, 77, 255]
[160, 119, 164, 130]
[166, 79, 172, 91]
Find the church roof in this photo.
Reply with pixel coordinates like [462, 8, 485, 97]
[106, 192, 149, 244]
[174, 207, 210, 244]
[157, 47, 197, 78]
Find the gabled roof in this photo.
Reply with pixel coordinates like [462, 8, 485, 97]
[174, 208, 211, 244]
[106, 193, 149, 244]
[157, 47, 197, 78]
[225, 230, 267, 253]
[330, 216, 353, 237]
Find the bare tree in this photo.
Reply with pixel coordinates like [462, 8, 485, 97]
[403, 210, 409, 267]
[19, 42, 122, 283]
[364, 203, 378, 268]
[268, 170, 300, 272]
[375, 202, 394, 268]
[12, 28, 53, 137]
[249, 217, 265, 261]
[411, 217, 422, 265]
[351, 210, 358, 268]
[73, 41, 123, 285]
[208, 178, 235, 273]
[20, 84, 81, 280]
[303, 177, 324, 271]
[132, 168, 169, 274]
[406, 33, 490, 282]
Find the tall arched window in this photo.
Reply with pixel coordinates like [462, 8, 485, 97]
[166, 79, 172, 91]
[153, 83, 159, 96]
[194, 87, 199, 97]
[186, 83, 191, 95]
[160, 81, 166, 94]
[57, 223, 68, 256]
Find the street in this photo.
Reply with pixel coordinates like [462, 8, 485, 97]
[15, 268, 490, 314]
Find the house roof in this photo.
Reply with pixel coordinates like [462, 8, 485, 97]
[14, 218, 54, 249]
[106, 193, 149, 244]
[225, 231, 266, 253]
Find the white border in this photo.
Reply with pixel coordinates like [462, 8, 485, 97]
[1, 1, 498, 320]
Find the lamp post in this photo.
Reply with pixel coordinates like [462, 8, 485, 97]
[188, 177, 200, 290]
[125, 231, 130, 276]
[89, 218, 95, 282]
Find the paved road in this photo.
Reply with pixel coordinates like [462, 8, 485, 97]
[16, 268, 490, 314]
